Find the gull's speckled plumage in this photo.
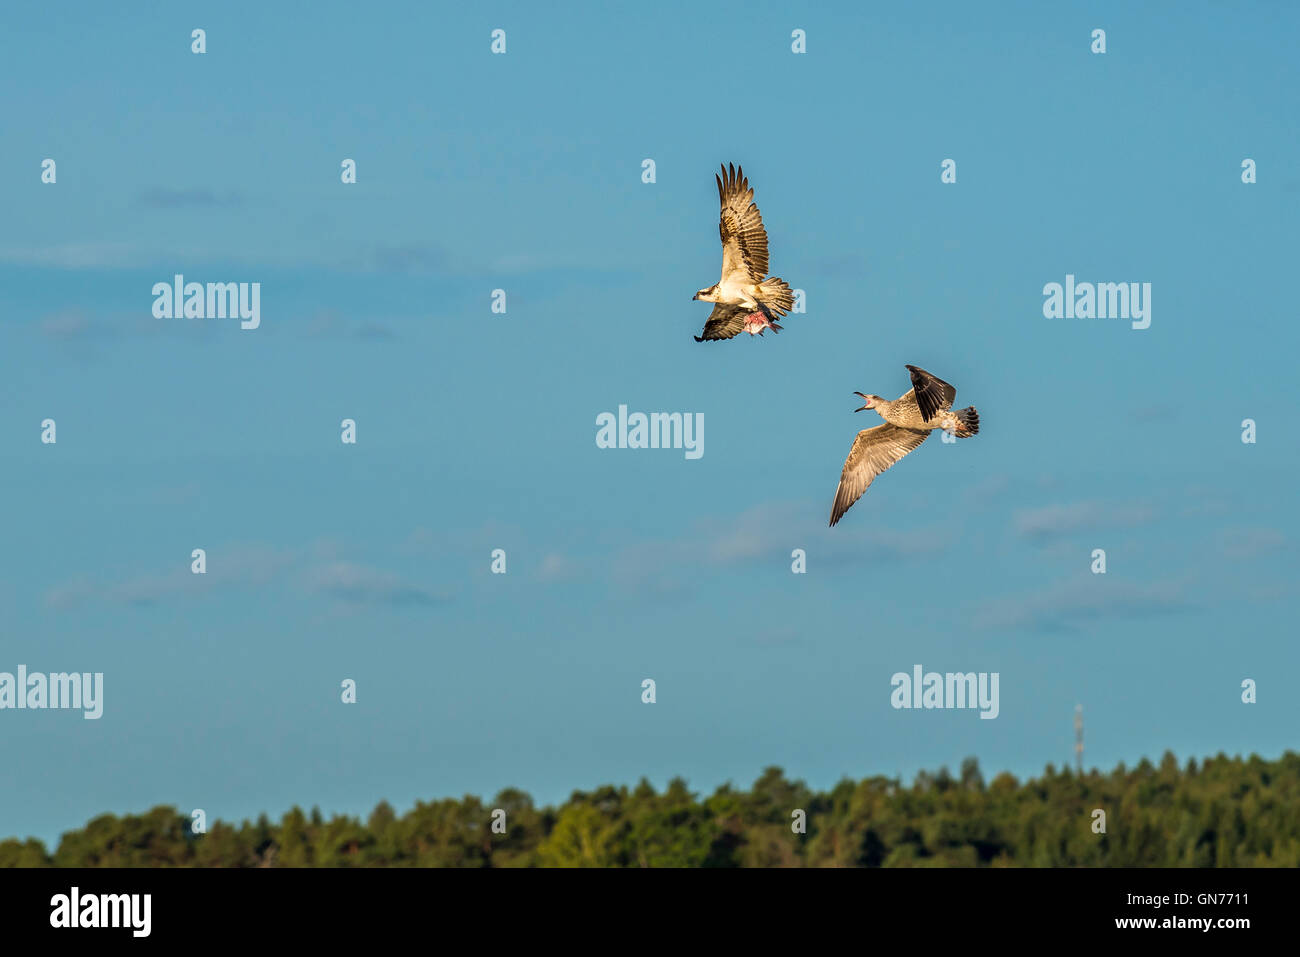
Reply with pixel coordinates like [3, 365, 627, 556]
[829, 365, 981, 526]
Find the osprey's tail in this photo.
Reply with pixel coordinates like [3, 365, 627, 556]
[757, 278, 795, 317]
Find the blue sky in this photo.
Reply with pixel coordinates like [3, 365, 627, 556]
[2, 1, 1298, 847]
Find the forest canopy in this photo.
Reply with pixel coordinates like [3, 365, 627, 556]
[4, 751, 1298, 867]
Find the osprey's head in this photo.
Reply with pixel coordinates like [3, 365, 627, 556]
[693, 284, 719, 302]
[853, 393, 880, 413]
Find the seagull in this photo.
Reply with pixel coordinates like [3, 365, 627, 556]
[693, 163, 796, 341]
[828, 365, 981, 526]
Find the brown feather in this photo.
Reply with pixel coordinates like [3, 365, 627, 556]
[717, 163, 770, 285]
[828, 425, 931, 526]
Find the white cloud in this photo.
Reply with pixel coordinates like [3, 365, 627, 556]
[974, 575, 1192, 631]
[44, 541, 440, 609]
[1013, 501, 1155, 542]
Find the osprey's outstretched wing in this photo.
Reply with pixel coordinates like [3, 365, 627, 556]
[717, 163, 770, 286]
[694, 304, 748, 341]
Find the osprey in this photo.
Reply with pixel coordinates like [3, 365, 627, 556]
[693, 163, 796, 341]
[828, 365, 981, 527]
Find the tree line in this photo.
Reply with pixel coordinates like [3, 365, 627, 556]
[4, 751, 1298, 867]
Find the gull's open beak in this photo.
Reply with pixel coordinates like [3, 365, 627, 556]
[853, 392, 869, 412]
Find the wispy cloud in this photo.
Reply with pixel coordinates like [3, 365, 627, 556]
[44, 541, 443, 610]
[973, 575, 1194, 631]
[35, 309, 157, 347]
[536, 553, 581, 583]
[302, 561, 443, 606]
[31, 305, 402, 347]
[298, 310, 399, 341]
[46, 543, 302, 608]
[696, 501, 952, 567]
[1013, 501, 1155, 543]
[0, 242, 138, 269]
[963, 473, 1012, 504]
[1217, 525, 1286, 559]
[610, 500, 954, 593]
[372, 242, 449, 274]
[38, 310, 98, 341]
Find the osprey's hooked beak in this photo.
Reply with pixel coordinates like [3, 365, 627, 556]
[691, 292, 699, 300]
